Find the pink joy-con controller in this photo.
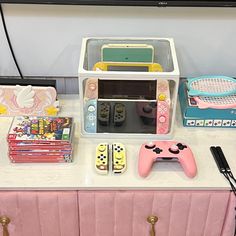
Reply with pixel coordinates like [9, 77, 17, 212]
[156, 79, 170, 134]
[84, 78, 98, 100]
[138, 141, 197, 178]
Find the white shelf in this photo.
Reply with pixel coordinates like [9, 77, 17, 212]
[0, 94, 235, 190]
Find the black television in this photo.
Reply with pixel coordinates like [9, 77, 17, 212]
[0, 0, 236, 7]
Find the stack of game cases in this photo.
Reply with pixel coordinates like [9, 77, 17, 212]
[7, 116, 74, 163]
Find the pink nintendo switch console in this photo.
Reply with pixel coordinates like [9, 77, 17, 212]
[136, 79, 170, 134]
[0, 85, 59, 116]
[138, 140, 197, 178]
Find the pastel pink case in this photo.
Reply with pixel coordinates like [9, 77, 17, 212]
[0, 85, 59, 116]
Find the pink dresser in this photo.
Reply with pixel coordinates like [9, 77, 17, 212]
[0, 190, 234, 236]
[79, 190, 235, 236]
[0, 191, 79, 236]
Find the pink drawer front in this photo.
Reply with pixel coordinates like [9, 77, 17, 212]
[78, 190, 235, 236]
[0, 191, 79, 236]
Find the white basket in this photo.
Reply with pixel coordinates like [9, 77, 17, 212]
[78, 37, 180, 139]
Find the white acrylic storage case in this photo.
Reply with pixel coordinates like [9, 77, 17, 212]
[78, 37, 180, 139]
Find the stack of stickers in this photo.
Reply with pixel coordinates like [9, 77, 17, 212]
[7, 116, 73, 163]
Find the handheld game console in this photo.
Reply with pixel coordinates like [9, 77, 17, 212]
[138, 141, 197, 178]
[101, 43, 154, 63]
[93, 62, 163, 72]
[0, 85, 58, 116]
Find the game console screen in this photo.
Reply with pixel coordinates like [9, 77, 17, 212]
[107, 65, 149, 72]
[96, 100, 157, 134]
[98, 80, 156, 100]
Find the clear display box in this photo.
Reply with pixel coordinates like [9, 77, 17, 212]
[78, 37, 180, 139]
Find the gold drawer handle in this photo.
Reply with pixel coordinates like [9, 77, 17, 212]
[147, 215, 158, 236]
[0, 216, 10, 236]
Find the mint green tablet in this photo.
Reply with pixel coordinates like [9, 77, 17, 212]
[102, 45, 154, 63]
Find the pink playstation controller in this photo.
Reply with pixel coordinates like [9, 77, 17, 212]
[138, 141, 197, 178]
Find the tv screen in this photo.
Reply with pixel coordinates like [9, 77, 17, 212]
[0, 0, 236, 7]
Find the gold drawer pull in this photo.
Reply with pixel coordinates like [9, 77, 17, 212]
[0, 216, 10, 236]
[147, 215, 158, 236]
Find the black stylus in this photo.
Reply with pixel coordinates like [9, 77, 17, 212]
[210, 146, 225, 173]
[216, 146, 231, 172]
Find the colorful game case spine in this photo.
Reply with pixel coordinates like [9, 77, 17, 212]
[9, 155, 73, 162]
[9, 146, 72, 151]
[10, 158, 72, 163]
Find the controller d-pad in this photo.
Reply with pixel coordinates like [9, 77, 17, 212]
[177, 143, 187, 150]
[153, 147, 163, 154]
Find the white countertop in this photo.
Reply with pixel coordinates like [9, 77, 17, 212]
[0, 95, 235, 190]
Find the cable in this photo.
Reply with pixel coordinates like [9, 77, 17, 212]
[0, 3, 24, 79]
[223, 172, 236, 196]
[210, 146, 236, 236]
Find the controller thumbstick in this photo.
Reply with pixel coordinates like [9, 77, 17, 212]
[98, 145, 106, 152]
[170, 145, 178, 152]
[100, 111, 107, 118]
[115, 153, 123, 160]
[88, 105, 96, 112]
[89, 83, 96, 91]
[158, 93, 166, 101]
[116, 104, 123, 113]
[145, 142, 156, 149]
[143, 105, 152, 113]
[169, 144, 180, 154]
